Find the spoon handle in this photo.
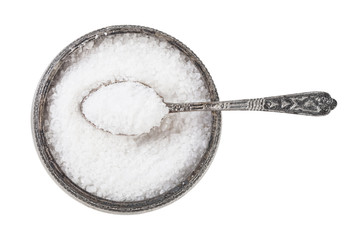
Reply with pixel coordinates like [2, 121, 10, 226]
[167, 91, 337, 116]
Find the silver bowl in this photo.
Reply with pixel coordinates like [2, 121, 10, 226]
[32, 25, 222, 213]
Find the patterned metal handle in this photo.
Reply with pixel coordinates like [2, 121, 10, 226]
[167, 92, 337, 116]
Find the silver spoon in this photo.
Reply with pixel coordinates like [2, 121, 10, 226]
[80, 81, 337, 136]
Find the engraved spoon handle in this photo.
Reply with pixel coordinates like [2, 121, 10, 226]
[166, 91, 337, 116]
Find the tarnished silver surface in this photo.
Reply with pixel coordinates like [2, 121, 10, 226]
[32, 25, 221, 214]
[167, 91, 337, 116]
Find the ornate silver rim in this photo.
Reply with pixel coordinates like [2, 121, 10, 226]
[31, 25, 222, 214]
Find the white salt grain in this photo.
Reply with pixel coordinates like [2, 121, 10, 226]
[82, 81, 169, 135]
[45, 33, 212, 201]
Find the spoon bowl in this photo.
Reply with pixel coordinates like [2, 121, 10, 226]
[80, 81, 169, 136]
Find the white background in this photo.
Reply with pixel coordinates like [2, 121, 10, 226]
[1, 0, 357, 239]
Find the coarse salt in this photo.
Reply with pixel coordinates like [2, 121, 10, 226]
[82, 81, 169, 135]
[45, 33, 212, 201]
